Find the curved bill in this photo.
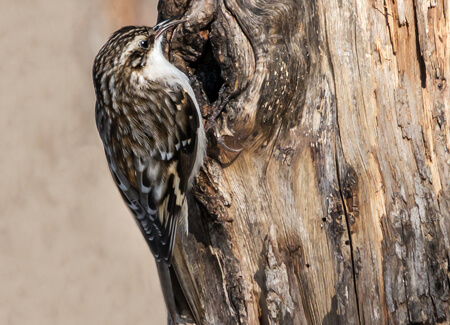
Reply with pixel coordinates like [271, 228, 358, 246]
[153, 16, 187, 39]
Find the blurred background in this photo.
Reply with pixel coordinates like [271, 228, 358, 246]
[0, 0, 166, 323]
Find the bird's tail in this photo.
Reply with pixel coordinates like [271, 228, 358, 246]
[172, 239, 205, 325]
[156, 261, 194, 325]
[156, 235, 205, 325]
[156, 262, 176, 323]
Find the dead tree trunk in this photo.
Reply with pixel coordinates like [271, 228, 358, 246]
[158, 0, 449, 324]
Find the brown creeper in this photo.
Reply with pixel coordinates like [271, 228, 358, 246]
[92, 17, 206, 264]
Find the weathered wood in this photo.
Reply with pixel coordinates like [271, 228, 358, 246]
[158, 0, 450, 324]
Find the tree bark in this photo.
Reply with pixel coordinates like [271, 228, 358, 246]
[158, 0, 450, 324]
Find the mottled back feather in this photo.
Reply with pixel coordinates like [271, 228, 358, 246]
[96, 82, 199, 262]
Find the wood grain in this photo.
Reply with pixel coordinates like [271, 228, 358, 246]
[160, 0, 450, 323]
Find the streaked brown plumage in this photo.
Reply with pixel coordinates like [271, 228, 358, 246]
[93, 17, 207, 324]
[92, 19, 206, 264]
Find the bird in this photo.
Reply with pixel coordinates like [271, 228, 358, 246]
[92, 16, 206, 324]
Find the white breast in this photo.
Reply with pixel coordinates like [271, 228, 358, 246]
[143, 38, 206, 187]
[144, 39, 193, 98]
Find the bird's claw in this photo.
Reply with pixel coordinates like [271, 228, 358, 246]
[216, 133, 243, 153]
[205, 90, 243, 156]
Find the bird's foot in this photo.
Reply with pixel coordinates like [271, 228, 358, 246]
[205, 116, 242, 154]
[215, 130, 243, 153]
[205, 92, 243, 154]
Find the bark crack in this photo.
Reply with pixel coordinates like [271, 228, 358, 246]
[334, 142, 362, 325]
[427, 269, 439, 322]
[324, 11, 362, 323]
[400, 215, 412, 323]
[264, 124, 283, 175]
[412, 2, 427, 88]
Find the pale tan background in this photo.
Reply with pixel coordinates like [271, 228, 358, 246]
[0, 0, 167, 324]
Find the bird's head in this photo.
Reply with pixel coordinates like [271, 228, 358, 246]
[93, 16, 186, 88]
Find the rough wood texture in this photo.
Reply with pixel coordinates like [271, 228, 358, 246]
[158, 0, 449, 324]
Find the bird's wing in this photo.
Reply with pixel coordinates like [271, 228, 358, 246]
[103, 84, 200, 263]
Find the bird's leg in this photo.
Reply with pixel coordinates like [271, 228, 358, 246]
[205, 92, 242, 154]
[212, 123, 243, 153]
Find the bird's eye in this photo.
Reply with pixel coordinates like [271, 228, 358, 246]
[138, 40, 149, 49]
